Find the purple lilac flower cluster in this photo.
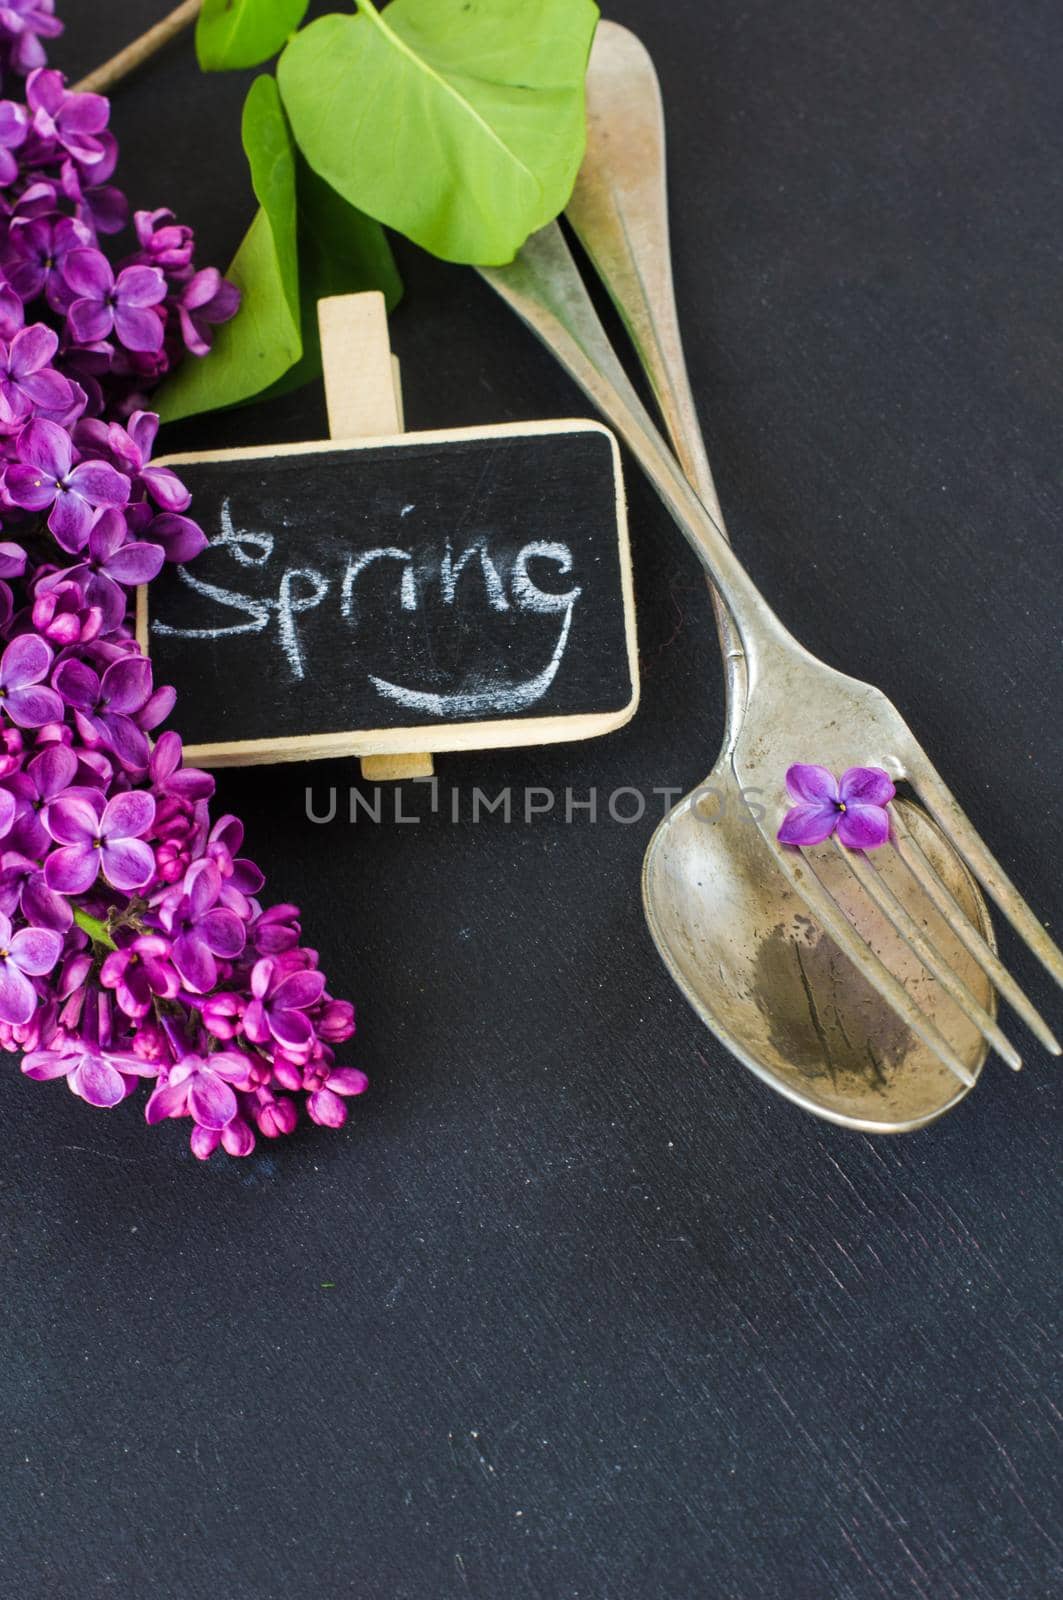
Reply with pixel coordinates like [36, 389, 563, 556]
[0, 15, 363, 1158]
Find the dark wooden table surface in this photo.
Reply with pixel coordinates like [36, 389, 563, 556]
[2, 3, 1060, 1596]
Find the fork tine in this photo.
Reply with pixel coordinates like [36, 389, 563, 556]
[890, 808, 1061, 1055]
[910, 764, 1063, 992]
[795, 851, 977, 1088]
[837, 840, 1022, 1071]
[745, 819, 978, 1087]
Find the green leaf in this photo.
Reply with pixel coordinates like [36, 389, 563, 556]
[240, 72, 300, 320]
[277, 0, 599, 266]
[157, 75, 301, 423]
[73, 908, 116, 951]
[196, 0, 309, 71]
[257, 160, 403, 402]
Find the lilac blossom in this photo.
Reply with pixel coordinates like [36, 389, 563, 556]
[0, 540, 26, 579]
[0, 2, 62, 76]
[0, 99, 28, 184]
[64, 248, 166, 352]
[0, 321, 71, 423]
[777, 764, 896, 851]
[0, 907, 60, 1022]
[99, 934, 178, 1018]
[58, 131, 126, 235]
[0, 847, 71, 931]
[145, 1050, 251, 1131]
[244, 958, 326, 1057]
[75, 410, 190, 510]
[26, 69, 108, 166]
[57, 506, 164, 628]
[305, 1065, 368, 1129]
[175, 268, 240, 357]
[5, 738, 76, 854]
[22, 1038, 153, 1107]
[0, 283, 23, 339]
[6, 416, 129, 549]
[54, 651, 155, 768]
[155, 857, 246, 993]
[0, 783, 17, 840]
[31, 571, 106, 643]
[141, 509, 207, 564]
[6, 212, 92, 306]
[133, 208, 194, 273]
[189, 1115, 255, 1161]
[0, 632, 61, 726]
[44, 787, 155, 893]
[0, 27, 359, 1163]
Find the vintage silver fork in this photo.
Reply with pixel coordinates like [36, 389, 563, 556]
[479, 223, 1062, 1096]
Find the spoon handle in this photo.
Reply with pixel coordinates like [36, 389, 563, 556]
[479, 226, 790, 668]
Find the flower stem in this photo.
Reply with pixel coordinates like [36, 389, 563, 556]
[73, 907, 117, 951]
[72, 0, 203, 97]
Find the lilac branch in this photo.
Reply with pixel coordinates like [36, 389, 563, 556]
[72, 0, 203, 96]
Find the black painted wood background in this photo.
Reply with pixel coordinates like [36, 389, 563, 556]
[147, 429, 632, 747]
[2, 4, 1060, 1597]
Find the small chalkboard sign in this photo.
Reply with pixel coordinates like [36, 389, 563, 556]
[140, 296, 638, 771]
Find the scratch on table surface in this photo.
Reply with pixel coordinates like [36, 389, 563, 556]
[823, 1151, 877, 1215]
[801, 1238, 862, 1303]
[712, 1272, 966, 1600]
[468, 1429, 496, 1482]
[865, 1143, 1055, 1341]
[836, 1520, 893, 1600]
[829, 1236, 864, 1276]
[975, 1417, 1062, 1558]
[59, 1145, 139, 1164]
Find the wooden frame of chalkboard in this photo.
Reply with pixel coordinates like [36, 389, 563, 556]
[137, 418, 639, 768]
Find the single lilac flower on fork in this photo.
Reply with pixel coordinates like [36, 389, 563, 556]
[777, 764, 896, 850]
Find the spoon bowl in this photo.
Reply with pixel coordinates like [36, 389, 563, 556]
[644, 791, 991, 1130]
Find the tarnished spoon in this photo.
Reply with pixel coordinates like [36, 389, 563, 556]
[560, 22, 1004, 1130]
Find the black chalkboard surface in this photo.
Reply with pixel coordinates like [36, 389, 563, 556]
[140, 421, 638, 765]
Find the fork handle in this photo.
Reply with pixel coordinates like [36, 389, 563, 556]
[566, 21, 746, 741]
[479, 226, 792, 670]
[569, 23, 726, 531]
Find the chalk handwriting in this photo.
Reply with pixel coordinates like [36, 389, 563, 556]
[152, 499, 583, 710]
